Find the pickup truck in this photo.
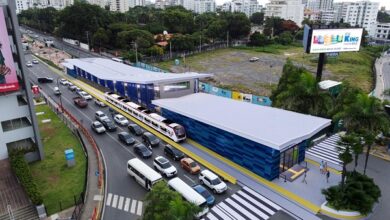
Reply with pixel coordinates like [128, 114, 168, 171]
[73, 97, 88, 108]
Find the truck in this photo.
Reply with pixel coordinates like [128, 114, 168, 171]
[73, 97, 88, 108]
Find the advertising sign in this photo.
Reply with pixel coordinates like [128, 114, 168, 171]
[310, 28, 363, 53]
[0, 9, 19, 93]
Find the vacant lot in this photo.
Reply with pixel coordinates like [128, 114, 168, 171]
[155, 44, 379, 96]
[31, 105, 86, 215]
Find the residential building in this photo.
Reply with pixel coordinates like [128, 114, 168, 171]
[265, 0, 305, 26]
[110, 0, 128, 12]
[194, 0, 216, 14]
[129, 0, 145, 8]
[15, 0, 74, 13]
[87, 0, 109, 8]
[0, 0, 44, 161]
[373, 23, 390, 42]
[15, 0, 32, 14]
[333, 1, 379, 36]
[181, 0, 195, 11]
[221, 0, 263, 17]
[304, 0, 334, 23]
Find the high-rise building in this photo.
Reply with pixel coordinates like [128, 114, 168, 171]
[333, 1, 379, 36]
[87, 0, 109, 8]
[265, 0, 305, 26]
[15, 0, 74, 13]
[0, 0, 44, 161]
[373, 22, 390, 42]
[304, 0, 333, 24]
[129, 0, 145, 8]
[194, 0, 216, 14]
[221, 0, 262, 17]
[110, 0, 129, 12]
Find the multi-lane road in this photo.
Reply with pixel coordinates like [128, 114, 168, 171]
[25, 54, 243, 220]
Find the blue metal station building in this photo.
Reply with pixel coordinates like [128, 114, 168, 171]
[153, 93, 331, 180]
[62, 58, 211, 109]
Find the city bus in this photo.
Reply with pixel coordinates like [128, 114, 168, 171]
[127, 158, 163, 190]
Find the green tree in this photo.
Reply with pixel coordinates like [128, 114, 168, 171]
[277, 31, 293, 45]
[337, 135, 354, 188]
[250, 12, 264, 25]
[205, 19, 228, 40]
[163, 6, 194, 34]
[170, 34, 195, 51]
[93, 28, 109, 50]
[264, 17, 284, 37]
[249, 32, 269, 46]
[222, 12, 251, 39]
[143, 182, 201, 220]
[117, 29, 155, 50]
[377, 11, 390, 23]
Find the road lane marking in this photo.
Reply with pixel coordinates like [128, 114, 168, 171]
[112, 195, 118, 208]
[130, 199, 137, 213]
[124, 198, 130, 212]
[183, 174, 196, 184]
[136, 200, 143, 216]
[118, 196, 124, 210]
[106, 193, 112, 206]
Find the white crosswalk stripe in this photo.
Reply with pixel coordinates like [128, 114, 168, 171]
[306, 134, 345, 166]
[105, 193, 143, 216]
[202, 186, 282, 220]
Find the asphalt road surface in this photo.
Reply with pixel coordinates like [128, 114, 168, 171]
[25, 54, 241, 220]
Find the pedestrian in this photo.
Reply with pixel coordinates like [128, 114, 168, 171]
[326, 170, 330, 183]
[320, 160, 324, 174]
[302, 170, 307, 184]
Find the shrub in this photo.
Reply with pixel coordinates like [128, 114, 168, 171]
[322, 171, 381, 215]
[9, 151, 43, 205]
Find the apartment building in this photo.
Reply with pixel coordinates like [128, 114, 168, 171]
[15, 0, 74, 13]
[221, 0, 262, 17]
[373, 23, 390, 42]
[194, 0, 216, 13]
[0, 0, 43, 161]
[265, 0, 305, 26]
[110, 0, 129, 12]
[129, 0, 146, 8]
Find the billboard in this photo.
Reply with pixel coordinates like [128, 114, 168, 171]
[309, 28, 363, 53]
[0, 9, 19, 93]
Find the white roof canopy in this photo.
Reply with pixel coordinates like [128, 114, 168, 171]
[318, 80, 342, 90]
[62, 58, 211, 84]
[153, 93, 331, 151]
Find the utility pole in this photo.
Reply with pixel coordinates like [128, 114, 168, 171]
[227, 31, 229, 47]
[133, 41, 138, 64]
[200, 34, 202, 53]
[86, 31, 90, 51]
[169, 41, 172, 59]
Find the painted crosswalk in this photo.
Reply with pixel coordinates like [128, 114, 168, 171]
[105, 193, 143, 216]
[306, 134, 345, 168]
[202, 186, 282, 220]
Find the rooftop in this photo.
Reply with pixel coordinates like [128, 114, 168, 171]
[153, 93, 331, 151]
[62, 58, 211, 84]
[318, 80, 342, 90]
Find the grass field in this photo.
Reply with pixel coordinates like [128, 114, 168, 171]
[154, 44, 382, 95]
[31, 105, 87, 215]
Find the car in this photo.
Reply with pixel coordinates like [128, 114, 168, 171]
[114, 114, 129, 126]
[53, 86, 61, 96]
[118, 132, 135, 145]
[128, 124, 143, 136]
[26, 61, 33, 67]
[37, 77, 53, 83]
[73, 97, 88, 108]
[32, 59, 39, 64]
[164, 144, 185, 161]
[153, 156, 177, 178]
[34, 34, 39, 38]
[249, 57, 259, 62]
[59, 78, 69, 86]
[91, 121, 106, 134]
[180, 157, 200, 174]
[78, 91, 92, 100]
[68, 85, 77, 91]
[67, 82, 74, 87]
[101, 118, 117, 132]
[134, 143, 152, 159]
[95, 111, 109, 122]
[192, 184, 215, 206]
[94, 99, 106, 107]
[199, 170, 227, 194]
[75, 87, 82, 93]
[142, 132, 160, 147]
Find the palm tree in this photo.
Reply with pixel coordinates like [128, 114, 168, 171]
[335, 94, 390, 174]
[337, 136, 353, 188]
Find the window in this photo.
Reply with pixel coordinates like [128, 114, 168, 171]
[163, 81, 190, 92]
[152, 121, 158, 128]
[145, 118, 151, 123]
[6, 138, 34, 150]
[1, 117, 32, 132]
[17, 95, 28, 106]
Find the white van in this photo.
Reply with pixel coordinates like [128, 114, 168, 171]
[168, 177, 209, 218]
[53, 87, 61, 95]
[127, 158, 163, 190]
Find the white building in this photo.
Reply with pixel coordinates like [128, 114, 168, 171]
[373, 23, 390, 42]
[1, 0, 44, 161]
[129, 0, 145, 8]
[333, 1, 379, 37]
[221, 0, 262, 17]
[87, 0, 109, 8]
[194, 0, 215, 14]
[15, 0, 74, 13]
[110, 0, 128, 12]
[304, 0, 334, 23]
[265, 0, 305, 26]
[15, 0, 32, 14]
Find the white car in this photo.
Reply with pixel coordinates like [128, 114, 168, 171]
[95, 111, 109, 122]
[91, 121, 106, 134]
[67, 82, 74, 87]
[249, 57, 259, 62]
[78, 91, 92, 100]
[59, 79, 69, 86]
[199, 170, 227, 194]
[114, 114, 129, 126]
[75, 87, 82, 93]
[26, 62, 33, 67]
[153, 156, 177, 178]
[94, 99, 106, 107]
[32, 59, 39, 64]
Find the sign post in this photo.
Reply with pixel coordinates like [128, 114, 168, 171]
[64, 148, 75, 167]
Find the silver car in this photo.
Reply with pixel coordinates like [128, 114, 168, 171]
[91, 121, 106, 134]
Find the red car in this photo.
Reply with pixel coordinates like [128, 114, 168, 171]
[73, 97, 88, 108]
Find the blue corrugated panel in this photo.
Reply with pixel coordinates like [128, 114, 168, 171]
[140, 84, 148, 106]
[92, 75, 98, 83]
[115, 81, 125, 96]
[146, 84, 155, 109]
[86, 72, 91, 81]
[106, 80, 114, 91]
[127, 83, 137, 102]
[66, 68, 77, 78]
[80, 69, 85, 78]
[99, 79, 106, 87]
[161, 109, 281, 180]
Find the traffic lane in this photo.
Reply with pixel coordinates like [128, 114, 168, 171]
[27, 58, 239, 203]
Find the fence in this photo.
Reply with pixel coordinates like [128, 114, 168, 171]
[133, 62, 166, 73]
[199, 82, 272, 106]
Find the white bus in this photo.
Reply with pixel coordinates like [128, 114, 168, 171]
[168, 177, 209, 218]
[127, 158, 163, 190]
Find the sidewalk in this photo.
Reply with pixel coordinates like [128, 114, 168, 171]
[373, 52, 390, 100]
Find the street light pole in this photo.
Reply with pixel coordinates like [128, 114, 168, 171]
[56, 78, 64, 113]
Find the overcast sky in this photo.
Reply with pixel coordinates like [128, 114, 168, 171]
[215, 0, 390, 10]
